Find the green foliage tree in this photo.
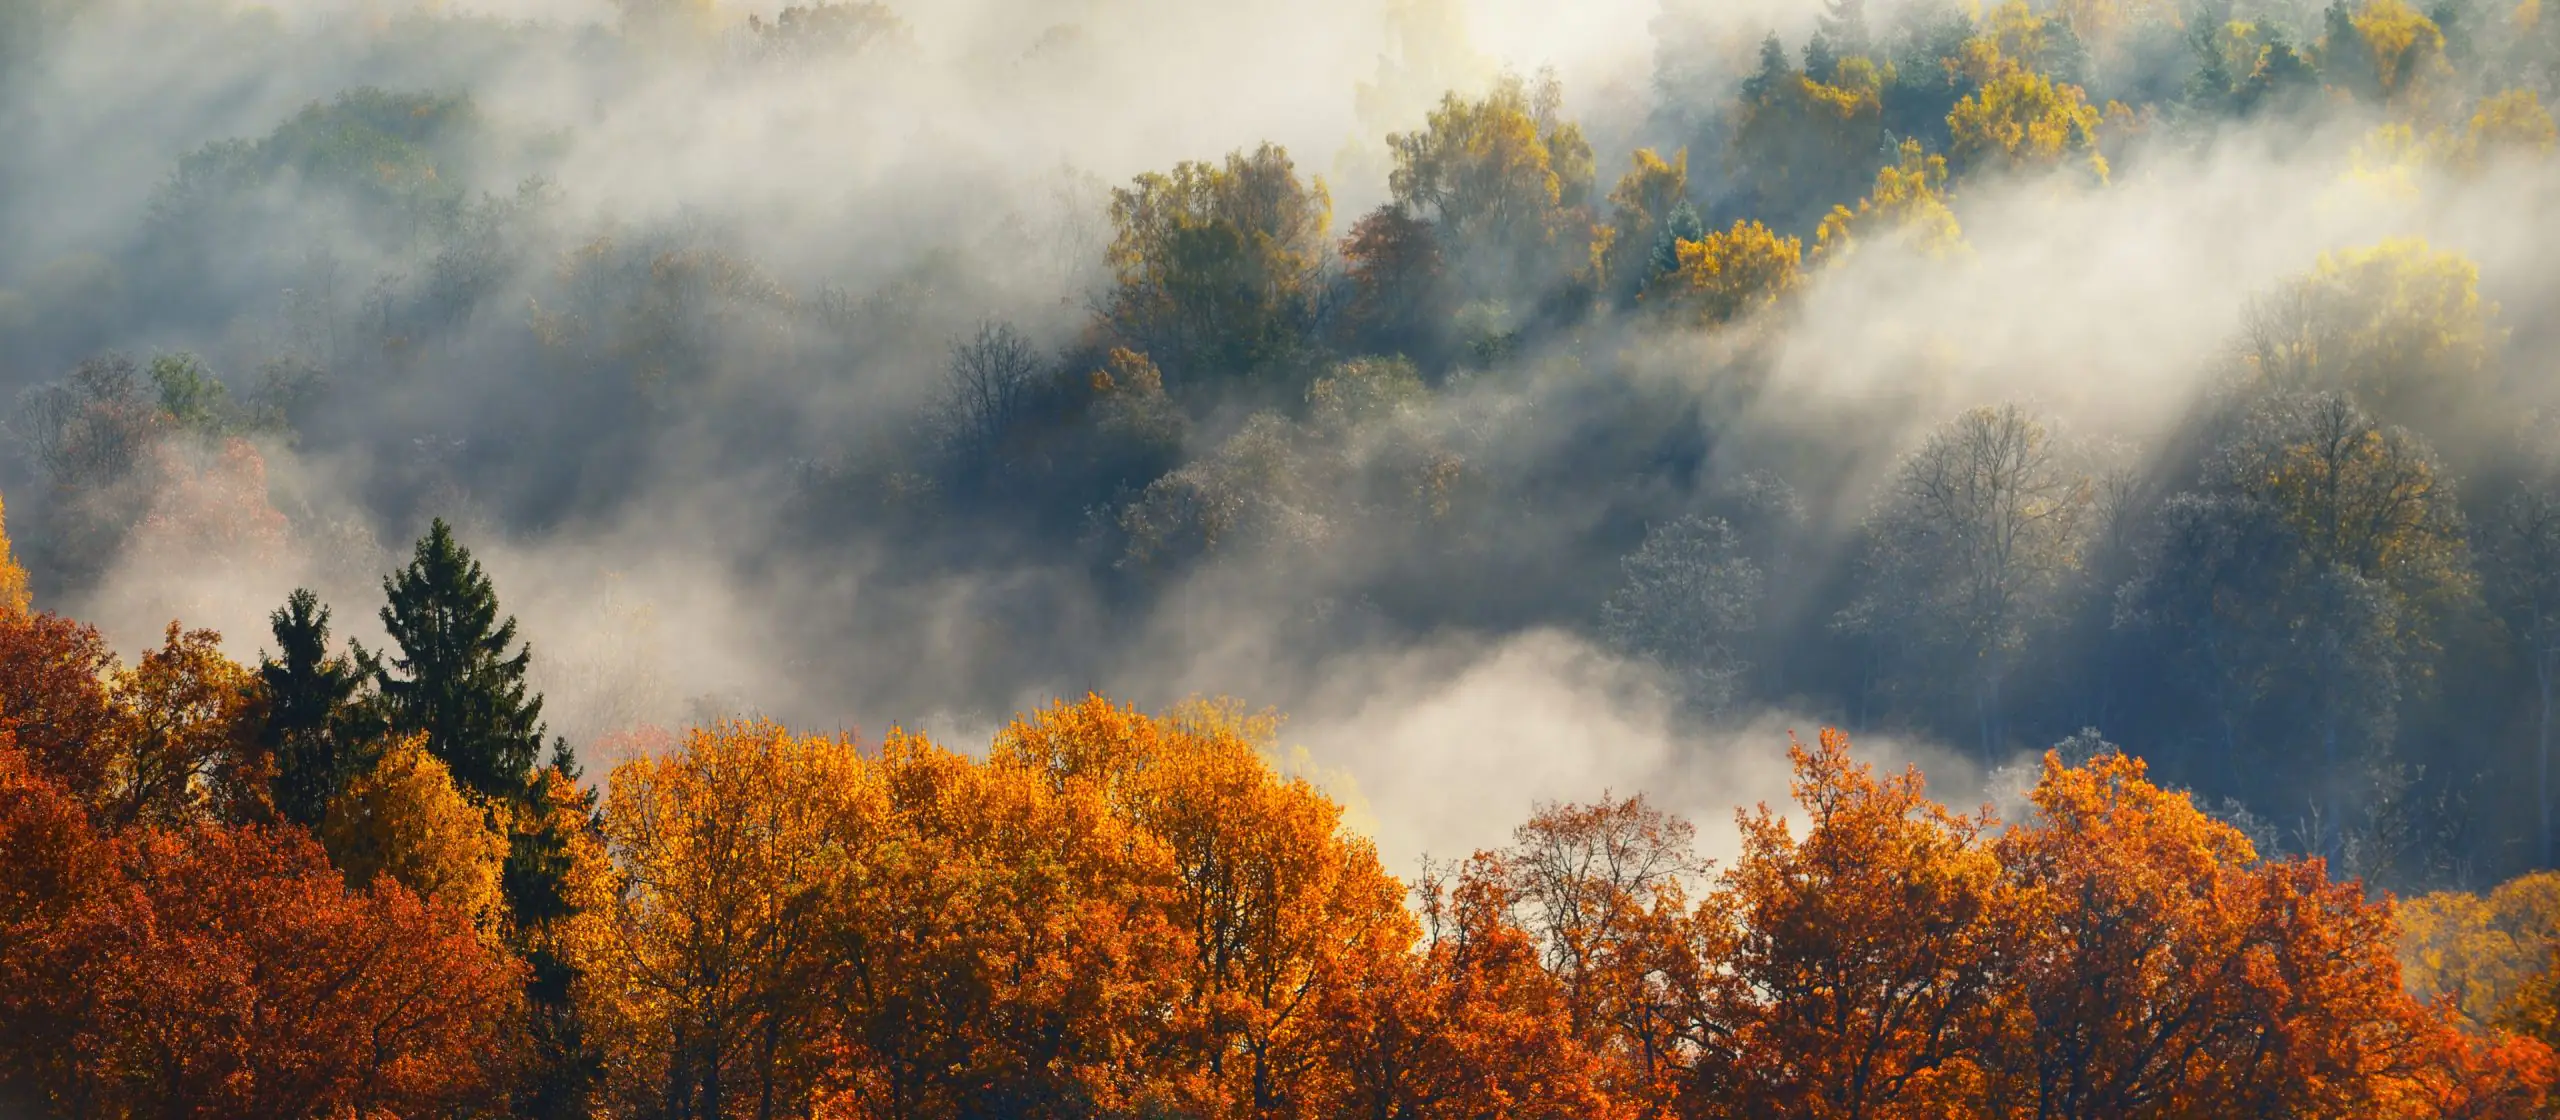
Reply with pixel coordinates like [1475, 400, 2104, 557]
[146, 353, 231, 434]
[1595, 148, 1691, 304]
[262, 589, 376, 829]
[365, 519, 548, 803]
[1730, 41, 1889, 231]
[2128, 392, 2471, 860]
[1105, 143, 1331, 383]
[1388, 71, 1596, 299]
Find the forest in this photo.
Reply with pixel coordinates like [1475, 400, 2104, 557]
[11, 0, 2560, 1111]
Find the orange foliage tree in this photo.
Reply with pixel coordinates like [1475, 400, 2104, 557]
[0, 740, 523, 1116]
[0, 574, 2542, 1120]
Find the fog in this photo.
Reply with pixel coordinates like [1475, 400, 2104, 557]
[7, 0, 2557, 878]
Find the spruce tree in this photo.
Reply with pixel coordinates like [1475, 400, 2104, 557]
[1742, 32, 1792, 104]
[1803, 31, 1841, 84]
[367, 518, 547, 801]
[260, 589, 374, 828]
[367, 522, 602, 1115]
[1651, 200, 1705, 277]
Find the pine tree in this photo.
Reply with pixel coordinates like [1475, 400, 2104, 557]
[367, 520, 599, 1114]
[261, 589, 375, 827]
[1804, 31, 1842, 84]
[1742, 32, 1792, 103]
[366, 519, 547, 802]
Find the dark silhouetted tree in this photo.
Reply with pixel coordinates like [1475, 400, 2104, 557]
[366, 519, 546, 802]
[262, 588, 375, 828]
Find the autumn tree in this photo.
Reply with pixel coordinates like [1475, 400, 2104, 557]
[103, 622, 264, 828]
[571, 721, 875, 1119]
[322, 733, 509, 935]
[1730, 39, 1888, 231]
[1493, 793, 1706, 1100]
[1948, 64, 2107, 180]
[1340, 204, 1450, 361]
[1595, 147, 1692, 303]
[1106, 143, 1331, 382]
[1982, 747, 2421, 1118]
[1655, 220, 1804, 325]
[1687, 729, 2013, 1120]
[1388, 71, 1596, 299]
[2402, 871, 2560, 1036]
[2452, 90, 2560, 170]
[1315, 864, 1628, 1120]
[0, 608, 120, 812]
[823, 726, 1192, 1118]
[2238, 239, 2498, 458]
[0, 490, 30, 616]
[1815, 138, 1964, 258]
[2322, 0, 2449, 104]
[993, 696, 1414, 1117]
[0, 738, 522, 1116]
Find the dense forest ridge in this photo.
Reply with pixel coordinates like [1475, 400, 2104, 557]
[8, 0, 2560, 896]
[9, 0, 2560, 1112]
[0, 507, 2557, 1117]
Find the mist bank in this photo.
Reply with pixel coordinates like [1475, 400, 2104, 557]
[6, 0, 2560, 889]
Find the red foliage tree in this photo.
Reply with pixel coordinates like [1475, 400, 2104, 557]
[0, 739, 523, 1117]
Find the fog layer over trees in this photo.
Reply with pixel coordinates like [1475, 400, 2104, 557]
[10, 0, 2560, 895]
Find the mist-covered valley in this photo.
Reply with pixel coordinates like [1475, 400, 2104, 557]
[11, 0, 2560, 1112]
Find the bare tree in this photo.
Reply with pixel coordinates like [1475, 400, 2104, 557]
[933, 321, 1046, 465]
[1850, 404, 2090, 761]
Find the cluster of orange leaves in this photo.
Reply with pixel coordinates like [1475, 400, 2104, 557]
[0, 579, 2551, 1119]
[0, 609, 520, 1116]
[560, 699, 2557, 1120]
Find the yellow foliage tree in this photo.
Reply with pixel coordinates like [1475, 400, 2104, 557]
[1389, 72, 1597, 290]
[1948, 66, 2108, 181]
[2346, 0, 2449, 103]
[321, 734, 508, 936]
[569, 721, 877, 1117]
[1654, 220, 1804, 325]
[2456, 89, 2560, 169]
[991, 696, 1414, 1116]
[1730, 46, 1887, 230]
[1815, 139, 1965, 258]
[2403, 872, 2560, 1035]
[107, 623, 266, 828]
[0, 491, 29, 616]
[1107, 144, 1332, 380]
[1594, 147, 1690, 299]
[2242, 238, 2498, 446]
